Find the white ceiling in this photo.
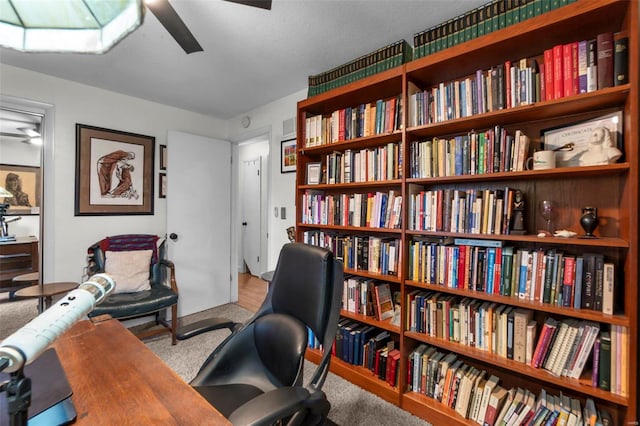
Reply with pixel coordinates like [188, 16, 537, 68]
[0, 0, 486, 120]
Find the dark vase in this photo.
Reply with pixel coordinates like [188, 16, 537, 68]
[580, 206, 599, 238]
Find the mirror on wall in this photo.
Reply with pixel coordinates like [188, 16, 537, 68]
[0, 107, 43, 304]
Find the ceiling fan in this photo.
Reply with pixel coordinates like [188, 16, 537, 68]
[146, 0, 272, 54]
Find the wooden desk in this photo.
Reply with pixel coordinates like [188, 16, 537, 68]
[52, 317, 230, 425]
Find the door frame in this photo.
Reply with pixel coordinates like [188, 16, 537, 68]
[233, 130, 270, 281]
[0, 95, 54, 283]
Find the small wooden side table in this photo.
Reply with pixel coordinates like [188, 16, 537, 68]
[15, 282, 79, 312]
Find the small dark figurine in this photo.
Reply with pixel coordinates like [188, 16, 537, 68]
[510, 190, 527, 235]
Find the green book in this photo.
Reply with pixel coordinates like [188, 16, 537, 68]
[477, 5, 486, 37]
[533, 0, 543, 16]
[512, 0, 521, 24]
[463, 11, 472, 42]
[484, 3, 493, 35]
[491, 1, 501, 32]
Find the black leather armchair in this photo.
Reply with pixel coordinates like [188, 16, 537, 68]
[190, 242, 343, 425]
[85, 234, 179, 344]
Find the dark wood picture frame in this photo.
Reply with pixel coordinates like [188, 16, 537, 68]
[159, 173, 167, 198]
[75, 124, 155, 216]
[0, 164, 41, 215]
[281, 138, 296, 173]
[159, 144, 167, 170]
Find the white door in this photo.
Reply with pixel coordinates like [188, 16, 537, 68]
[241, 157, 261, 275]
[167, 131, 231, 317]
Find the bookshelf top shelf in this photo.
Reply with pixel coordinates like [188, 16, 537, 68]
[405, 0, 628, 85]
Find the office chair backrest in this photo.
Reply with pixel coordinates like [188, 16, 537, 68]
[269, 243, 335, 346]
[265, 243, 343, 391]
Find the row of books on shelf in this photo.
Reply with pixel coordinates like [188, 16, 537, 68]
[408, 127, 531, 179]
[407, 57, 541, 126]
[408, 238, 616, 313]
[409, 342, 613, 426]
[304, 96, 402, 147]
[412, 0, 578, 59]
[541, 32, 628, 102]
[321, 142, 402, 185]
[406, 292, 626, 394]
[408, 30, 625, 127]
[307, 40, 412, 97]
[302, 231, 402, 277]
[302, 190, 403, 229]
[333, 321, 400, 387]
[407, 187, 519, 235]
[343, 278, 396, 322]
[535, 320, 628, 396]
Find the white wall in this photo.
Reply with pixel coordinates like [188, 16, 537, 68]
[0, 64, 228, 283]
[228, 89, 305, 271]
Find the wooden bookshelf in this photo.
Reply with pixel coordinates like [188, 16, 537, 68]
[297, 1, 637, 424]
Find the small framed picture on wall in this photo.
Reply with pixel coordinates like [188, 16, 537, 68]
[159, 173, 167, 198]
[280, 138, 296, 173]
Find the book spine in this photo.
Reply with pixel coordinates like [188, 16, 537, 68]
[613, 33, 629, 86]
[597, 32, 614, 89]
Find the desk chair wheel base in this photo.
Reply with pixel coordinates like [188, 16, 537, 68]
[176, 318, 240, 341]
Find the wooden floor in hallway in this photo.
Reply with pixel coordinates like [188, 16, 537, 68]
[237, 272, 268, 313]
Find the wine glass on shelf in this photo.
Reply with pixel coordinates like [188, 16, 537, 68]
[538, 200, 556, 236]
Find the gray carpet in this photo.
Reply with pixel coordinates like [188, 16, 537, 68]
[0, 297, 429, 425]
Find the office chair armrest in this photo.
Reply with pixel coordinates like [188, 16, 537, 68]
[227, 387, 312, 426]
[159, 259, 178, 292]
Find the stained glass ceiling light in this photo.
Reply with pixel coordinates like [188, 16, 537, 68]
[0, 0, 145, 53]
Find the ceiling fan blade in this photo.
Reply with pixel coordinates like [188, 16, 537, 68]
[146, 0, 203, 54]
[225, 0, 272, 10]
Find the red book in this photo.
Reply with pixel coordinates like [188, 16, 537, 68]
[338, 108, 346, 141]
[597, 32, 614, 89]
[563, 43, 574, 97]
[552, 44, 564, 99]
[543, 48, 554, 101]
[532, 319, 558, 368]
[504, 60, 512, 108]
[493, 247, 502, 294]
[386, 349, 401, 386]
[562, 256, 576, 307]
[457, 245, 467, 289]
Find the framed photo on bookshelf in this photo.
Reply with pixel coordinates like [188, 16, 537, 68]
[306, 162, 321, 185]
[542, 111, 623, 167]
[74, 124, 155, 216]
[280, 138, 296, 173]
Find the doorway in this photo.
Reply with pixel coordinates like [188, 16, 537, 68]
[0, 106, 44, 300]
[237, 135, 269, 280]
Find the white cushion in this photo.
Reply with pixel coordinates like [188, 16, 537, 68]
[105, 249, 153, 294]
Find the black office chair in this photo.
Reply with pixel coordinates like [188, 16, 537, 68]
[190, 242, 343, 426]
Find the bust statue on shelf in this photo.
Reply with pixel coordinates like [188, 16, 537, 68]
[578, 127, 622, 166]
[510, 190, 527, 235]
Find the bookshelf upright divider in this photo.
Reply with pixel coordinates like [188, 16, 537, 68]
[296, 1, 637, 424]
